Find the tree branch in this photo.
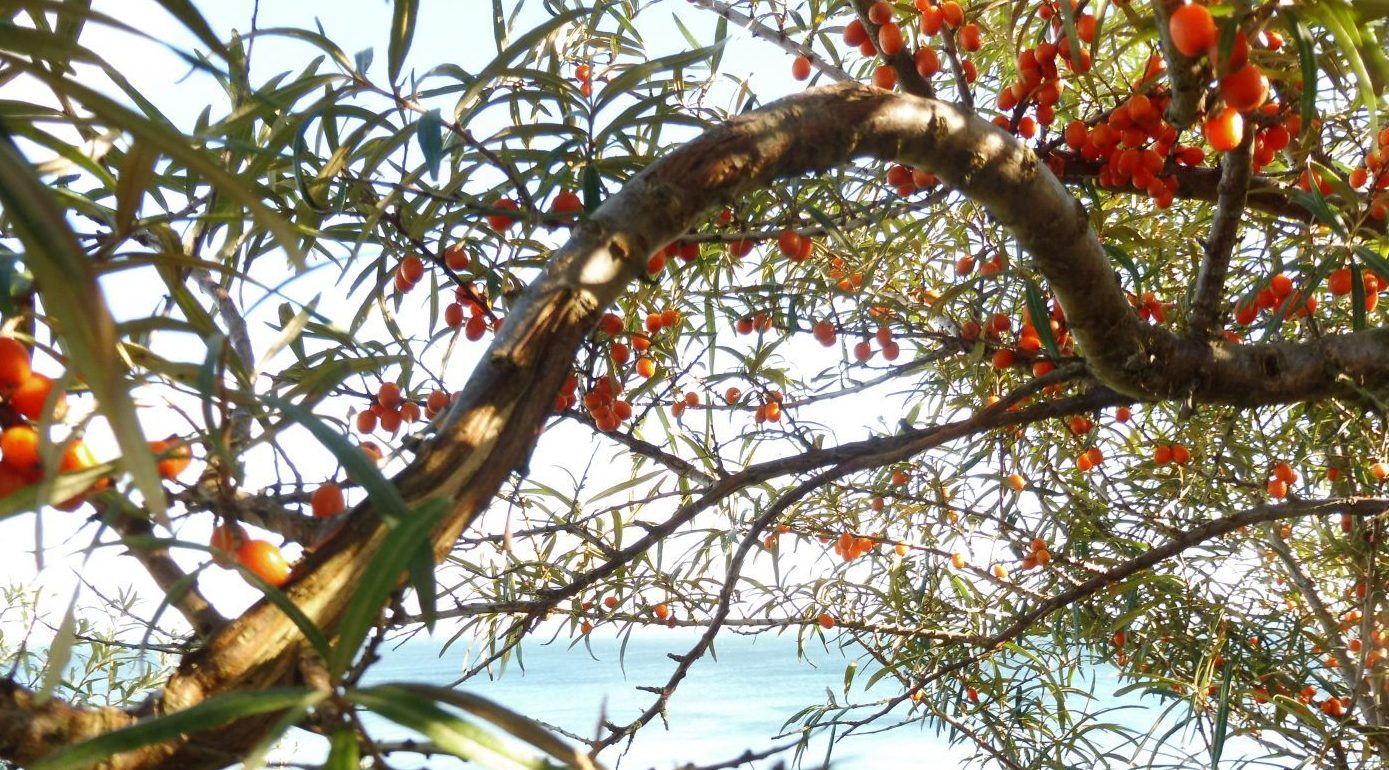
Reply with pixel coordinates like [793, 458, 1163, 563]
[1151, 0, 1208, 129]
[112, 514, 225, 641]
[1185, 128, 1254, 340]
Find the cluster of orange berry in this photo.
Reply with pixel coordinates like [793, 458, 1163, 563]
[1266, 460, 1297, 499]
[1347, 128, 1389, 219]
[1152, 443, 1192, 466]
[354, 381, 423, 436]
[209, 521, 291, 587]
[884, 164, 940, 197]
[0, 338, 172, 510]
[647, 239, 700, 273]
[1020, 537, 1053, 570]
[1232, 271, 1317, 326]
[574, 62, 592, 98]
[995, 5, 1114, 139]
[833, 530, 879, 562]
[444, 285, 499, 342]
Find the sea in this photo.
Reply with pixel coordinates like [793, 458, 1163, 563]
[262, 623, 1265, 770]
[345, 626, 972, 770]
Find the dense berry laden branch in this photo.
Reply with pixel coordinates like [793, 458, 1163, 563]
[6, 83, 1389, 768]
[1055, 159, 1387, 236]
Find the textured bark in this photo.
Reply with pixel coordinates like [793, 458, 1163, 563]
[1186, 127, 1254, 340]
[6, 83, 1389, 769]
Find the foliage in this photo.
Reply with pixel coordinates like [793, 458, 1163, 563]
[0, 0, 1388, 768]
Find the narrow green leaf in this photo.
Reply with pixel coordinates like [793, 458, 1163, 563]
[229, 558, 333, 662]
[1287, 13, 1318, 138]
[113, 142, 158, 235]
[1022, 276, 1061, 359]
[326, 727, 361, 770]
[395, 684, 602, 770]
[349, 685, 549, 770]
[148, 0, 231, 61]
[35, 590, 79, 704]
[388, 0, 419, 84]
[330, 498, 448, 678]
[1354, 246, 1389, 283]
[582, 164, 601, 211]
[0, 133, 167, 520]
[1102, 243, 1142, 294]
[354, 46, 374, 75]
[417, 108, 444, 179]
[32, 690, 321, 770]
[255, 297, 318, 377]
[1210, 660, 1232, 769]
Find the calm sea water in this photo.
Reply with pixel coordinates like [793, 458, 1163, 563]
[352, 626, 970, 770]
[265, 626, 1269, 769]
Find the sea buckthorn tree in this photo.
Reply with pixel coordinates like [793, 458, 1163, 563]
[2, 0, 1389, 768]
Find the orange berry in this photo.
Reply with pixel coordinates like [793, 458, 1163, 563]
[844, 18, 869, 46]
[11, 373, 62, 421]
[958, 23, 981, 52]
[377, 382, 403, 409]
[236, 538, 292, 587]
[1170, 444, 1191, 465]
[398, 256, 426, 285]
[791, 55, 812, 81]
[209, 522, 247, 568]
[1168, 3, 1217, 58]
[878, 22, 904, 57]
[872, 65, 897, 89]
[1273, 461, 1297, 485]
[0, 425, 40, 473]
[1007, 472, 1025, 492]
[1328, 268, 1353, 296]
[150, 437, 192, 480]
[0, 338, 30, 390]
[940, 0, 964, 28]
[310, 482, 346, 519]
[817, 612, 836, 629]
[1203, 107, 1244, 153]
[1267, 478, 1288, 498]
[1220, 64, 1268, 111]
[486, 198, 520, 232]
[355, 410, 378, 434]
[550, 190, 583, 217]
[635, 357, 656, 378]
